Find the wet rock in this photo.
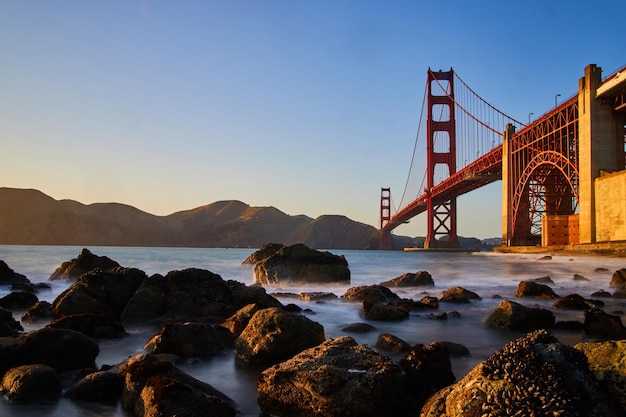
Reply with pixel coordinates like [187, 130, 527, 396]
[537, 255, 552, 260]
[121, 268, 282, 323]
[359, 301, 409, 321]
[49, 248, 121, 281]
[0, 260, 30, 287]
[0, 291, 38, 310]
[420, 330, 621, 417]
[437, 286, 481, 303]
[514, 280, 560, 299]
[252, 244, 350, 284]
[610, 268, 626, 289]
[220, 303, 264, 338]
[299, 292, 337, 301]
[375, 333, 411, 352]
[438, 341, 470, 357]
[0, 327, 99, 375]
[485, 299, 555, 332]
[257, 336, 409, 417]
[235, 307, 325, 365]
[11, 282, 51, 293]
[0, 307, 23, 336]
[591, 289, 612, 298]
[418, 296, 439, 309]
[380, 271, 434, 288]
[534, 275, 554, 284]
[553, 293, 603, 310]
[144, 322, 234, 358]
[65, 370, 124, 403]
[241, 242, 285, 265]
[1, 364, 61, 402]
[21, 301, 54, 324]
[53, 267, 147, 319]
[47, 313, 127, 339]
[553, 320, 584, 331]
[573, 273, 590, 281]
[282, 303, 302, 312]
[595, 267, 610, 272]
[342, 284, 401, 303]
[575, 340, 626, 413]
[122, 356, 236, 417]
[583, 308, 626, 339]
[342, 322, 377, 333]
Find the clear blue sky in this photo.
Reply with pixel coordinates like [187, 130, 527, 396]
[1, 1, 624, 239]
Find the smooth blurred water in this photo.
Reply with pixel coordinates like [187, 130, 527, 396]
[1, 245, 625, 416]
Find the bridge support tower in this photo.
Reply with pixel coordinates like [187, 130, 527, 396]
[379, 187, 392, 249]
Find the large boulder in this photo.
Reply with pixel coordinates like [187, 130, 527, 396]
[21, 301, 54, 324]
[0, 307, 23, 336]
[0, 260, 30, 287]
[583, 308, 626, 339]
[121, 268, 282, 323]
[252, 244, 350, 284]
[514, 280, 560, 299]
[53, 267, 147, 319]
[420, 330, 621, 417]
[437, 286, 481, 303]
[1, 364, 61, 402]
[0, 327, 99, 375]
[219, 303, 264, 338]
[575, 340, 626, 413]
[0, 291, 38, 310]
[144, 322, 234, 358]
[486, 299, 555, 332]
[553, 293, 602, 310]
[122, 356, 236, 417]
[380, 271, 434, 287]
[342, 285, 401, 303]
[235, 307, 325, 365]
[49, 248, 121, 281]
[257, 336, 410, 417]
[66, 370, 124, 403]
[359, 301, 409, 321]
[610, 268, 626, 289]
[375, 333, 411, 353]
[242, 243, 285, 265]
[47, 313, 127, 339]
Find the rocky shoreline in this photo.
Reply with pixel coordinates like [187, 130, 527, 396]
[0, 246, 625, 416]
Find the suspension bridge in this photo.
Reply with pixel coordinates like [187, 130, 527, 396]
[379, 64, 626, 250]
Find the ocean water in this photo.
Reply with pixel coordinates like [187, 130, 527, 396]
[1, 245, 625, 416]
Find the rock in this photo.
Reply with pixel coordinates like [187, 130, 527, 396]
[418, 296, 439, 309]
[252, 243, 350, 284]
[537, 255, 552, 260]
[47, 313, 127, 339]
[0, 291, 38, 310]
[591, 289, 612, 298]
[53, 267, 147, 319]
[375, 333, 411, 352]
[0, 307, 23, 336]
[438, 341, 470, 357]
[595, 267, 610, 272]
[0, 327, 99, 375]
[485, 299, 555, 332]
[235, 307, 325, 365]
[219, 303, 264, 338]
[437, 286, 481, 303]
[583, 308, 626, 339]
[553, 320, 585, 331]
[299, 292, 337, 301]
[21, 301, 54, 324]
[380, 271, 434, 287]
[614, 290, 626, 298]
[1, 364, 61, 402]
[0, 260, 30, 286]
[533, 275, 554, 284]
[121, 268, 282, 323]
[49, 248, 121, 281]
[610, 268, 626, 288]
[257, 336, 410, 417]
[553, 293, 603, 310]
[242, 243, 285, 265]
[420, 330, 621, 417]
[575, 340, 626, 413]
[282, 303, 302, 312]
[341, 322, 377, 333]
[573, 273, 590, 281]
[144, 322, 234, 358]
[10, 281, 51, 292]
[66, 370, 124, 403]
[342, 285, 401, 303]
[122, 356, 236, 417]
[514, 280, 560, 298]
[359, 301, 409, 321]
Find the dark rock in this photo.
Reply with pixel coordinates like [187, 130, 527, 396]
[437, 341, 470, 356]
[575, 340, 626, 413]
[553, 320, 584, 331]
[21, 301, 54, 324]
[341, 322, 377, 333]
[553, 293, 602, 310]
[0, 327, 99, 375]
[47, 313, 127, 339]
[418, 296, 439, 309]
[53, 267, 147, 319]
[595, 267, 610, 272]
[11, 282, 51, 292]
[380, 271, 434, 287]
[0, 260, 30, 286]
[0, 307, 23, 336]
[66, 370, 124, 403]
[437, 286, 481, 303]
[584, 308, 626, 339]
[421, 330, 621, 416]
[614, 290, 626, 298]
[537, 255, 552, 260]
[1, 364, 61, 402]
[257, 336, 409, 417]
[49, 248, 121, 281]
[0, 291, 39, 310]
[235, 307, 325, 365]
[591, 289, 612, 298]
[299, 292, 337, 301]
[533, 275, 554, 284]
[514, 280, 560, 298]
[252, 244, 350, 284]
[573, 273, 589, 281]
[375, 333, 411, 352]
[122, 356, 236, 417]
[610, 268, 626, 289]
[121, 268, 282, 323]
[485, 299, 555, 332]
[342, 285, 401, 303]
[359, 301, 409, 321]
[242, 243, 285, 265]
[144, 322, 234, 358]
[220, 303, 264, 338]
[282, 303, 302, 312]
